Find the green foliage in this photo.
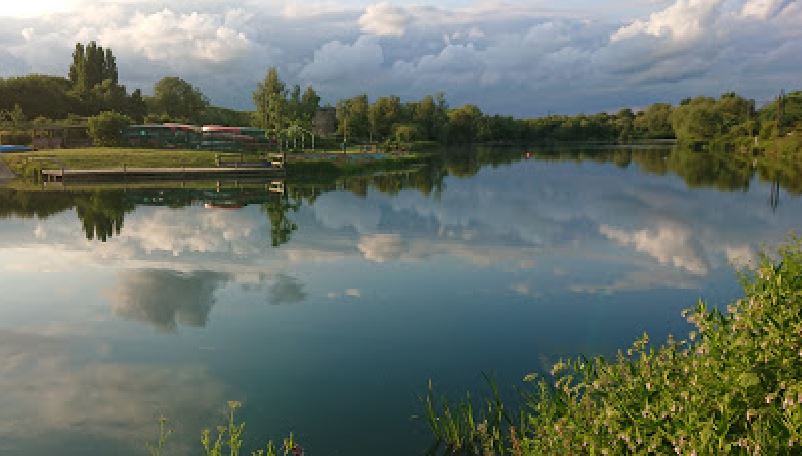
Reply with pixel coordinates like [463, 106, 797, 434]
[337, 94, 370, 141]
[253, 67, 288, 134]
[149, 77, 210, 124]
[300, 86, 321, 123]
[87, 111, 132, 146]
[448, 105, 484, 144]
[759, 91, 802, 131]
[370, 95, 404, 140]
[69, 41, 118, 93]
[395, 124, 420, 143]
[0, 75, 82, 119]
[634, 103, 674, 139]
[672, 94, 756, 143]
[202, 106, 254, 127]
[251, 68, 322, 143]
[426, 238, 802, 455]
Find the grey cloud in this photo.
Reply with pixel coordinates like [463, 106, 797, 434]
[268, 273, 307, 304]
[108, 269, 231, 331]
[1, 0, 800, 113]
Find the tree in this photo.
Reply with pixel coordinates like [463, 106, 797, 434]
[300, 86, 321, 122]
[87, 110, 132, 146]
[615, 108, 635, 141]
[288, 84, 302, 121]
[447, 104, 483, 143]
[0, 75, 82, 119]
[336, 94, 370, 141]
[410, 93, 449, 141]
[369, 96, 403, 141]
[69, 41, 118, 93]
[127, 89, 147, 123]
[150, 77, 209, 123]
[671, 97, 722, 141]
[634, 103, 674, 139]
[253, 67, 287, 134]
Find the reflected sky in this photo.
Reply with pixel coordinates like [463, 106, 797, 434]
[0, 150, 801, 455]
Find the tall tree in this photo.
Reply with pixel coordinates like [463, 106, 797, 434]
[369, 96, 403, 141]
[336, 94, 370, 141]
[253, 67, 287, 134]
[300, 86, 320, 122]
[70, 41, 118, 93]
[288, 84, 302, 121]
[103, 48, 118, 84]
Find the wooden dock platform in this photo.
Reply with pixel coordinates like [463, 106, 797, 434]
[41, 166, 285, 183]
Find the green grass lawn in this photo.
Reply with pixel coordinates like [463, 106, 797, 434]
[0, 148, 232, 178]
[0, 147, 432, 182]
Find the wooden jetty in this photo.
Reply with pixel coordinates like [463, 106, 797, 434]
[41, 166, 284, 183]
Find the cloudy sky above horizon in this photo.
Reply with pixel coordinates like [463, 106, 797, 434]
[0, 0, 800, 115]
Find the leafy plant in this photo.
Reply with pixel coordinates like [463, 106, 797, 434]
[426, 238, 802, 455]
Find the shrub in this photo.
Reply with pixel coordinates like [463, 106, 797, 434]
[426, 238, 802, 455]
[87, 110, 132, 146]
[0, 132, 32, 145]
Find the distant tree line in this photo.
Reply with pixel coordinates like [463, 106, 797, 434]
[2, 41, 800, 148]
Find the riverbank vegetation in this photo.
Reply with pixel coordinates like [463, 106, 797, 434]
[2, 42, 800, 154]
[425, 239, 802, 455]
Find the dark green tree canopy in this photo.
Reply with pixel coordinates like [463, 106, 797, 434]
[148, 76, 210, 123]
[69, 41, 118, 93]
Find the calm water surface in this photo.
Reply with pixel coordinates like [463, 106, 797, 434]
[1, 147, 800, 455]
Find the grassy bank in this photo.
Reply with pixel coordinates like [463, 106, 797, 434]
[0, 148, 219, 179]
[426, 239, 802, 455]
[0, 147, 432, 182]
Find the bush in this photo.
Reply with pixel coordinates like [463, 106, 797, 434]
[87, 110, 132, 146]
[426, 238, 802, 455]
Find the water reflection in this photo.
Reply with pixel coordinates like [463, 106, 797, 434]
[1, 145, 801, 455]
[109, 269, 230, 331]
[0, 330, 226, 455]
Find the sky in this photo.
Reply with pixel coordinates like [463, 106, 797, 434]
[0, 0, 800, 115]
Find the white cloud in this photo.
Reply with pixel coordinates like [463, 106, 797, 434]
[0, 0, 800, 113]
[600, 223, 709, 275]
[611, 0, 724, 43]
[345, 288, 362, 297]
[357, 233, 405, 262]
[359, 2, 411, 37]
[99, 9, 253, 63]
[741, 0, 794, 18]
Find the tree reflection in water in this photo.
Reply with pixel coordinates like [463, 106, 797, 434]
[0, 145, 800, 245]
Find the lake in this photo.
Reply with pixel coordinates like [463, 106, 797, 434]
[1, 146, 800, 455]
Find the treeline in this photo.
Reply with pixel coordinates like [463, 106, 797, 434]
[2, 40, 801, 147]
[0, 42, 146, 121]
[0, 41, 252, 127]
